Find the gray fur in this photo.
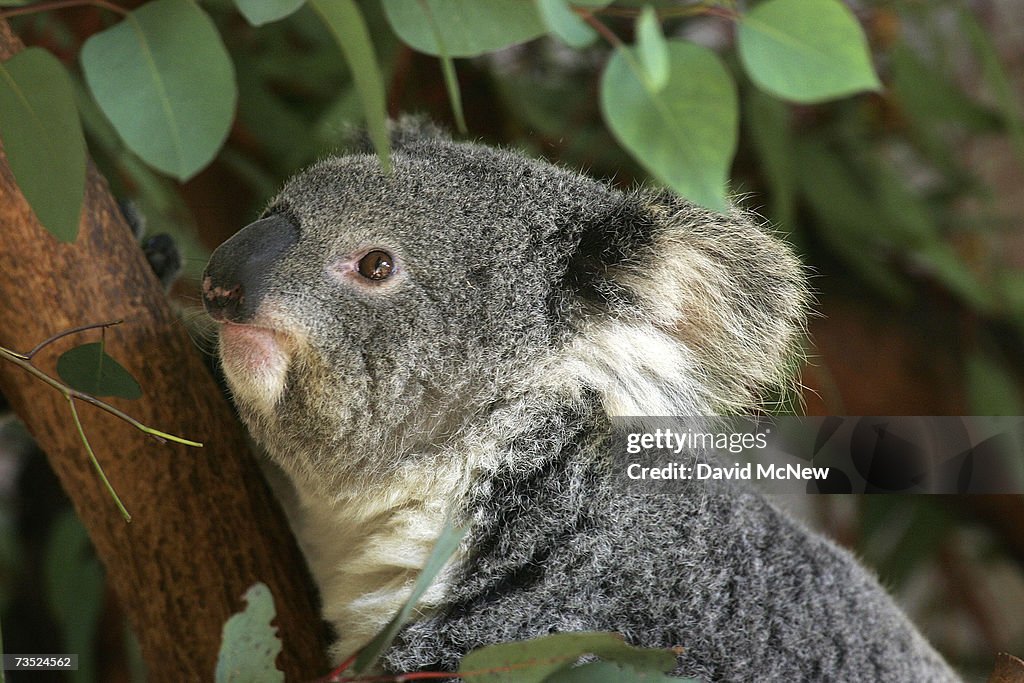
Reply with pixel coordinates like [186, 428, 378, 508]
[203, 120, 958, 681]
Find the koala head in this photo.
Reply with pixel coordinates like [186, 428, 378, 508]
[202, 123, 807, 492]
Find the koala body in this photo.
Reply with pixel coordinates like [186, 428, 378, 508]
[202, 123, 958, 681]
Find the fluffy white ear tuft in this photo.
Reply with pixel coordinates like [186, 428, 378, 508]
[559, 197, 808, 417]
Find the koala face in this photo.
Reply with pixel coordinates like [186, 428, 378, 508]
[202, 138, 629, 488]
[203, 129, 807, 492]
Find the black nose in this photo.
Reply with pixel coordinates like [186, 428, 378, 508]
[202, 213, 299, 323]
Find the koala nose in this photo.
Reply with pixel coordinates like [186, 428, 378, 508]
[202, 213, 299, 324]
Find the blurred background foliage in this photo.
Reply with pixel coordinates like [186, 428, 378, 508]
[1, 0, 1023, 681]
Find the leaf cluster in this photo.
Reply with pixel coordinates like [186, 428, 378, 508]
[0, 0, 882, 240]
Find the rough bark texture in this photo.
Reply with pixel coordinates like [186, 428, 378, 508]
[0, 21, 328, 681]
[988, 653, 1024, 683]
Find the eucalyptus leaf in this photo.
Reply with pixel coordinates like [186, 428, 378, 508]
[81, 0, 237, 180]
[544, 660, 687, 683]
[352, 522, 467, 674]
[744, 90, 795, 231]
[636, 6, 668, 91]
[45, 510, 103, 683]
[738, 0, 881, 104]
[235, 0, 306, 26]
[0, 47, 85, 242]
[958, 6, 1024, 164]
[536, 0, 596, 48]
[382, 0, 546, 57]
[870, 502, 951, 589]
[600, 40, 737, 212]
[215, 583, 284, 683]
[794, 141, 912, 301]
[56, 342, 142, 400]
[460, 632, 677, 683]
[311, 0, 391, 172]
[889, 43, 999, 132]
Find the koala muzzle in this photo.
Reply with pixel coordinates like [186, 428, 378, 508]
[202, 213, 298, 324]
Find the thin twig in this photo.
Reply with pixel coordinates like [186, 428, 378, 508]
[26, 319, 124, 359]
[574, 7, 625, 49]
[585, 1, 738, 21]
[67, 394, 131, 522]
[0, 344, 202, 447]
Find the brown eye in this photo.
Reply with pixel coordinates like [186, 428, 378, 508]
[357, 250, 395, 280]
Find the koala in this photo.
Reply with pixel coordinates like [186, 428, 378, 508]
[201, 121, 959, 682]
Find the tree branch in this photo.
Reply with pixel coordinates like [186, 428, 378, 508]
[0, 20, 328, 682]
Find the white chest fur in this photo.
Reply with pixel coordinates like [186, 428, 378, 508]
[289, 460, 475, 663]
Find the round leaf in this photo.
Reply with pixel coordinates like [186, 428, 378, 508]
[56, 342, 142, 400]
[81, 0, 237, 180]
[636, 6, 669, 91]
[216, 583, 283, 683]
[0, 48, 85, 242]
[234, 0, 306, 26]
[738, 0, 881, 104]
[600, 40, 737, 212]
[382, 0, 546, 58]
[536, 0, 596, 49]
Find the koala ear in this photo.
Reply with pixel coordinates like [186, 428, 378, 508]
[557, 194, 659, 316]
[344, 115, 451, 155]
[559, 191, 808, 416]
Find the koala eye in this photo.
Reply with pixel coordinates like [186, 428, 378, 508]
[357, 250, 395, 280]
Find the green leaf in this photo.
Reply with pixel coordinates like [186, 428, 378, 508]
[56, 342, 142, 400]
[869, 501, 951, 589]
[353, 521, 468, 674]
[545, 660, 687, 683]
[81, 0, 237, 180]
[0, 48, 85, 242]
[460, 632, 677, 683]
[45, 510, 103, 683]
[889, 43, 999, 132]
[600, 40, 737, 212]
[438, 53, 467, 134]
[536, 0, 596, 49]
[957, 6, 1024, 167]
[311, 0, 392, 172]
[407, 0, 467, 133]
[382, 0, 546, 57]
[636, 6, 668, 91]
[744, 90, 796, 231]
[738, 0, 881, 104]
[234, 0, 306, 26]
[794, 141, 911, 301]
[216, 582, 284, 683]
[915, 244, 994, 313]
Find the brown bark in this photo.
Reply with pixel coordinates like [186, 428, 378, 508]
[0, 21, 328, 682]
[988, 653, 1024, 683]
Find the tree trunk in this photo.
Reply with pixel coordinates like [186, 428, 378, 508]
[0, 21, 328, 681]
